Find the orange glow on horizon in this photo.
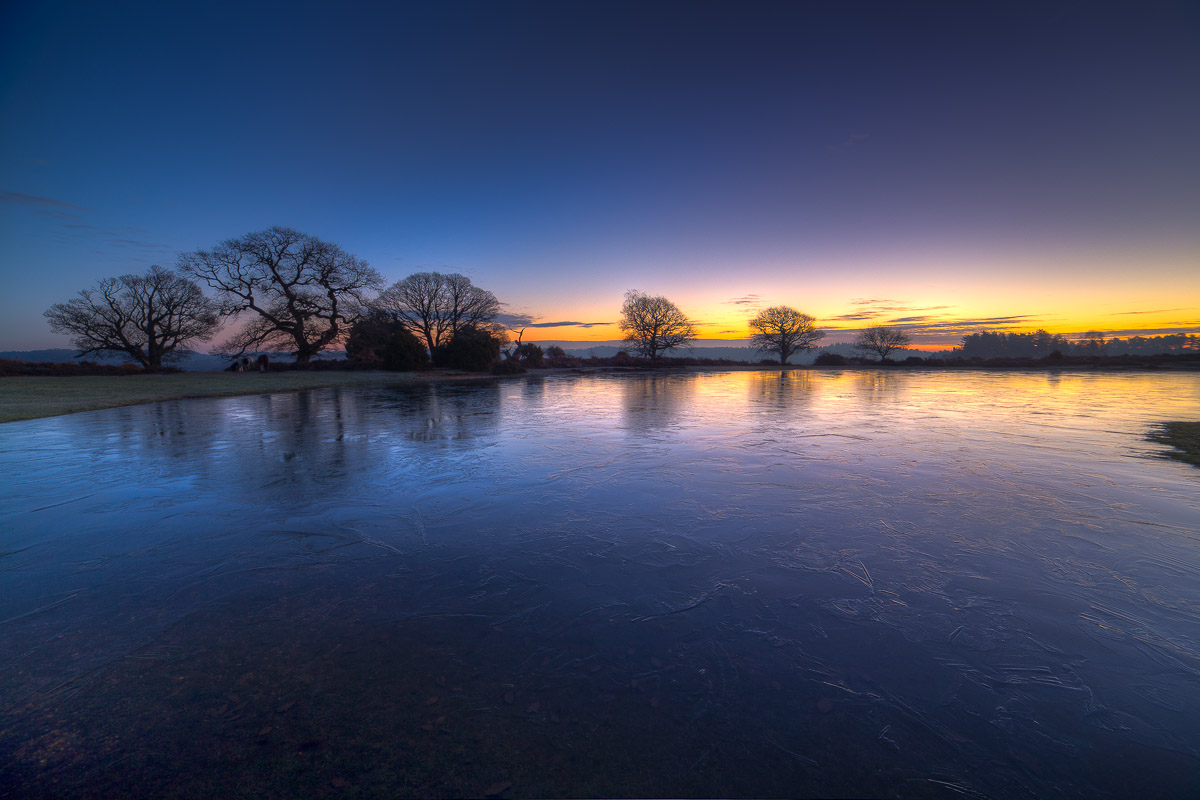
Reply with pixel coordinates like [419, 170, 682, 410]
[508, 241, 1199, 349]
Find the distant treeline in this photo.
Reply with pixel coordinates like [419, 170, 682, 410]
[950, 331, 1197, 360]
[0, 358, 177, 377]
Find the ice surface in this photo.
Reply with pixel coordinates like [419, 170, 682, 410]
[1, 370, 1198, 797]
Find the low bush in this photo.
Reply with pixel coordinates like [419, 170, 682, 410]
[382, 328, 430, 371]
[346, 311, 399, 362]
[0, 359, 168, 377]
[814, 353, 848, 366]
[435, 325, 503, 371]
[515, 342, 544, 367]
[491, 359, 526, 375]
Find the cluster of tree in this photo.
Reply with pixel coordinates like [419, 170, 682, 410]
[1110, 334, 1200, 354]
[47, 227, 1194, 373]
[346, 271, 506, 371]
[44, 227, 511, 372]
[954, 330, 1076, 359]
[953, 330, 1198, 360]
[619, 292, 914, 365]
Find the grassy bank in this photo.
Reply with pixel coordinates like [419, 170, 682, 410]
[1150, 422, 1200, 468]
[0, 371, 498, 423]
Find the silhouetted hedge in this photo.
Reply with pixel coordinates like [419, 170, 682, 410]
[382, 328, 430, 371]
[346, 311, 400, 362]
[491, 359, 526, 375]
[0, 359, 177, 377]
[515, 342, 544, 367]
[814, 353, 848, 366]
[434, 325, 503, 371]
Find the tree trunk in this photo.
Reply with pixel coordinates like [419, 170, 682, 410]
[294, 326, 314, 365]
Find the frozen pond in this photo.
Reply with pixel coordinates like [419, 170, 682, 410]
[2, 369, 1199, 798]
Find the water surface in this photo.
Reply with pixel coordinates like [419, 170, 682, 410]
[2, 370, 1198, 798]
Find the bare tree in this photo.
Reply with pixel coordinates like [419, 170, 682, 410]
[854, 325, 912, 361]
[373, 271, 501, 353]
[749, 306, 824, 365]
[503, 327, 526, 360]
[619, 290, 697, 360]
[44, 266, 220, 370]
[178, 227, 383, 364]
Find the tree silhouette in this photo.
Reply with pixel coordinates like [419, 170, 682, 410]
[45, 266, 219, 369]
[179, 227, 382, 364]
[619, 290, 697, 360]
[435, 324, 502, 371]
[1080, 330, 1108, 357]
[374, 272, 501, 354]
[854, 325, 912, 361]
[346, 310, 400, 362]
[748, 305, 824, 365]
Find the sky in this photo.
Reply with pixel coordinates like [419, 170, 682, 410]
[1, 0, 1197, 351]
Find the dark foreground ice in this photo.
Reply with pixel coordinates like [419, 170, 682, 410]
[1, 369, 1198, 798]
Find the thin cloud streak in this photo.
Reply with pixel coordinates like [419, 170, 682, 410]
[495, 312, 610, 329]
[527, 320, 610, 329]
[723, 294, 763, 306]
[1, 190, 96, 212]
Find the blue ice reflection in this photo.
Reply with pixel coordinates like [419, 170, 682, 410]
[1, 370, 1198, 798]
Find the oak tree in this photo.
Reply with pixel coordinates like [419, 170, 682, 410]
[374, 272, 501, 354]
[44, 266, 220, 370]
[853, 325, 912, 361]
[748, 306, 824, 365]
[179, 227, 382, 364]
[618, 290, 697, 360]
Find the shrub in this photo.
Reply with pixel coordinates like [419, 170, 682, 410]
[544, 345, 566, 359]
[0, 359, 163, 377]
[515, 342, 544, 367]
[491, 359, 526, 375]
[814, 352, 848, 366]
[346, 310, 400, 362]
[436, 325, 502, 371]
[382, 327, 430, 371]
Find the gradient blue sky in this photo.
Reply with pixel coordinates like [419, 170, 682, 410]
[2, 0, 1197, 350]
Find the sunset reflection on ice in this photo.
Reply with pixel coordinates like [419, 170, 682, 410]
[2, 370, 1198, 798]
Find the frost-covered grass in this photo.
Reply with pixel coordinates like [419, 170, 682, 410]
[0, 371, 478, 423]
[1151, 421, 1200, 467]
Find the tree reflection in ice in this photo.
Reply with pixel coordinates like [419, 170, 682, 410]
[1, 370, 1198, 798]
